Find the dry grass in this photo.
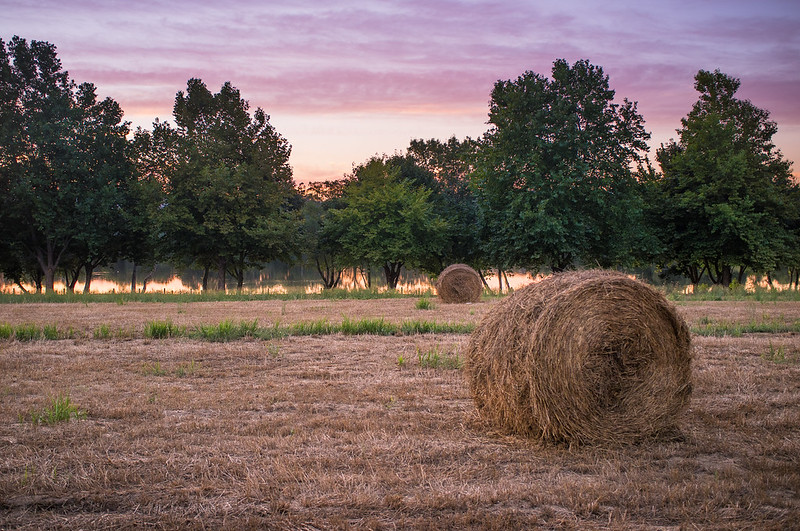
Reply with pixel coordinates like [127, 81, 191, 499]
[1, 297, 799, 529]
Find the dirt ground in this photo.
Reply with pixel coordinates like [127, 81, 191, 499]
[1, 298, 798, 529]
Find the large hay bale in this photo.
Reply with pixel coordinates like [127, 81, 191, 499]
[464, 270, 692, 445]
[436, 264, 483, 303]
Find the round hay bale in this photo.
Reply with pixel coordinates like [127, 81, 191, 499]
[464, 270, 692, 445]
[436, 264, 483, 303]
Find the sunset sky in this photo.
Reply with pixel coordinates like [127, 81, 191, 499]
[3, 0, 799, 183]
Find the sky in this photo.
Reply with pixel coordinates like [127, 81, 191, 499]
[3, 0, 799, 183]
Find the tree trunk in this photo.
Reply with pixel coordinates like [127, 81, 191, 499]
[82, 263, 94, 294]
[202, 266, 209, 291]
[383, 262, 403, 290]
[35, 239, 69, 293]
[737, 266, 747, 285]
[216, 258, 227, 292]
[497, 267, 503, 293]
[131, 263, 137, 293]
[477, 269, 491, 290]
[142, 266, 157, 293]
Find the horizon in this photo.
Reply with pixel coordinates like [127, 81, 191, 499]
[3, 0, 799, 182]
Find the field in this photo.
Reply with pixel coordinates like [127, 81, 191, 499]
[1, 297, 799, 529]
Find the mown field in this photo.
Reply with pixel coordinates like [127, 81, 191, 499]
[1, 297, 799, 529]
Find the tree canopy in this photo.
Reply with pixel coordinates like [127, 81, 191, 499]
[653, 69, 798, 286]
[473, 58, 653, 273]
[160, 79, 301, 290]
[0, 36, 132, 292]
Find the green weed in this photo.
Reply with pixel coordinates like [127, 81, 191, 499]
[142, 361, 167, 376]
[93, 324, 112, 339]
[415, 296, 434, 310]
[290, 319, 335, 336]
[0, 323, 12, 339]
[762, 341, 798, 364]
[175, 360, 199, 377]
[340, 317, 395, 335]
[416, 344, 463, 369]
[14, 323, 42, 341]
[26, 393, 86, 424]
[42, 324, 60, 340]
[144, 320, 182, 339]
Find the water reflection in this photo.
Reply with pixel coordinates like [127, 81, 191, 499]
[0, 262, 541, 295]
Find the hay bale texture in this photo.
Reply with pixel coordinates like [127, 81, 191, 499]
[436, 264, 484, 303]
[464, 270, 692, 445]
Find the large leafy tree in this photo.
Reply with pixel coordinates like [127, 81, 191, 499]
[0, 36, 131, 292]
[654, 70, 797, 286]
[161, 79, 301, 290]
[473, 59, 652, 273]
[325, 157, 449, 289]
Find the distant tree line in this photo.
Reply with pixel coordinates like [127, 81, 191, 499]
[1, 36, 798, 293]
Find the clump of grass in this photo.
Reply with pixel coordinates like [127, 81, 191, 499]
[142, 361, 167, 376]
[25, 393, 86, 424]
[175, 360, 199, 377]
[0, 323, 12, 339]
[692, 318, 800, 337]
[93, 324, 112, 339]
[762, 342, 798, 364]
[14, 323, 42, 342]
[415, 296, 434, 310]
[396, 354, 407, 368]
[400, 319, 475, 335]
[417, 344, 463, 369]
[340, 317, 395, 335]
[195, 319, 259, 341]
[290, 319, 335, 336]
[144, 320, 182, 339]
[42, 324, 60, 340]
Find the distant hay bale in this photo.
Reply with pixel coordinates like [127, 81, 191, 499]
[464, 270, 692, 445]
[436, 264, 483, 303]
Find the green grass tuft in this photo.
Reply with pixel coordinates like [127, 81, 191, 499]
[14, 323, 42, 341]
[26, 393, 86, 424]
[144, 320, 183, 339]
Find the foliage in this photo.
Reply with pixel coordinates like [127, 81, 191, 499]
[325, 156, 449, 289]
[0, 36, 133, 292]
[25, 393, 86, 424]
[160, 79, 302, 290]
[653, 70, 798, 286]
[473, 59, 653, 272]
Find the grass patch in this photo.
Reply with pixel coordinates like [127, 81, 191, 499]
[0, 323, 12, 339]
[144, 320, 183, 339]
[14, 323, 42, 342]
[194, 319, 259, 341]
[93, 324, 112, 339]
[762, 342, 798, 364]
[400, 319, 475, 335]
[416, 344, 463, 369]
[692, 318, 800, 337]
[340, 317, 396, 335]
[24, 393, 86, 424]
[0, 287, 426, 305]
[141, 361, 167, 376]
[415, 296, 435, 310]
[289, 319, 335, 336]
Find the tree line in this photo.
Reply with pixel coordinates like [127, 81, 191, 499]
[1, 36, 798, 293]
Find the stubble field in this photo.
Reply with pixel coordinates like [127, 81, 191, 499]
[0, 297, 799, 529]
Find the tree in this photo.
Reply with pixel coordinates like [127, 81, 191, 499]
[654, 70, 797, 286]
[0, 36, 131, 292]
[473, 59, 652, 273]
[325, 157, 449, 289]
[299, 180, 348, 289]
[407, 136, 485, 272]
[161, 79, 301, 290]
